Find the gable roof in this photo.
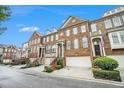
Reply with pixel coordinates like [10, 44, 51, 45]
[28, 31, 42, 41]
[60, 16, 87, 29]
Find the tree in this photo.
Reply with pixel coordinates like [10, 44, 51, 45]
[0, 6, 11, 35]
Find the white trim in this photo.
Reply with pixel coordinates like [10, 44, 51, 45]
[61, 17, 72, 29]
[91, 36, 106, 57]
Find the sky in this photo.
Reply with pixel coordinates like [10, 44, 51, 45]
[0, 5, 122, 47]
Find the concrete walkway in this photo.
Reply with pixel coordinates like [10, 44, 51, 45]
[118, 68, 124, 82]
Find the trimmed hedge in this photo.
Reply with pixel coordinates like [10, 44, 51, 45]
[44, 66, 53, 73]
[93, 57, 118, 70]
[57, 58, 64, 68]
[56, 65, 62, 70]
[92, 68, 121, 82]
[11, 58, 29, 66]
[21, 59, 40, 69]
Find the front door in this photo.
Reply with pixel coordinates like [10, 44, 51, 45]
[94, 44, 101, 56]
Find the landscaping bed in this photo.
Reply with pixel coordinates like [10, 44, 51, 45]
[92, 57, 121, 82]
[92, 68, 121, 81]
[21, 59, 40, 69]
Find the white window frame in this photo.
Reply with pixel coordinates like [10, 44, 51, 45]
[66, 40, 71, 50]
[104, 19, 112, 29]
[60, 32, 63, 36]
[112, 16, 122, 27]
[81, 25, 86, 32]
[108, 31, 124, 49]
[56, 34, 58, 40]
[74, 39, 79, 49]
[82, 37, 88, 48]
[38, 38, 40, 43]
[73, 27, 78, 35]
[66, 30, 70, 36]
[47, 36, 49, 42]
[51, 35, 54, 41]
[122, 15, 124, 21]
[91, 24, 97, 32]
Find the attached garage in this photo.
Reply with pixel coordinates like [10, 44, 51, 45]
[66, 56, 92, 68]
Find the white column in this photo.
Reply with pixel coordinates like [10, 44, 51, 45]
[61, 43, 64, 57]
[56, 44, 58, 57]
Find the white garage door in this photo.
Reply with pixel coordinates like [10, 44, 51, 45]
[108, 55, 124, 68]
[66, 56, 91, 67]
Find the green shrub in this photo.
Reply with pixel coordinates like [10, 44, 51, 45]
[21, 59, 40, 69]
[11, 58, 29, 66]
[56, 65, 62, 70]
[57, 58, 64, 68]
[92, 68, 121, 81]
[93, 57, 118, 70]
[44, 66, 53, 73]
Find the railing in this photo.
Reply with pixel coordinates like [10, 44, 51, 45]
[50, 57, 58, 69]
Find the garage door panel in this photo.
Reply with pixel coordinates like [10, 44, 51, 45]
[66, 56, 91, 67]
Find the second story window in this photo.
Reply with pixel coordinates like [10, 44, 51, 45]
[66, 40, 71, 50]
[43, 38, 46, 43]
[112, 16, 122, 27]
[66, 30, 70, 36]
[81, 25, 86, 32]
[56, 34, 58, 40]
[47, 36, 49, 42]
[91, 24, 97, 32]
[73, 27, 78, 35]
[82, 37, 88, 48]
[104, 19, 112, 29]
[122, 15, 124, 21]
[74, 39, 79, 49]
[51, 35, 54, 41]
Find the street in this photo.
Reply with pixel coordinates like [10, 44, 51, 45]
[0, 65, 124, 88]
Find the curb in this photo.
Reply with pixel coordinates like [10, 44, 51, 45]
[6, 65, 124, 87]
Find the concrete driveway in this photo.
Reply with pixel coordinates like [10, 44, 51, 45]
[51, 67, 94, 79]
[119, 68, 124, 82]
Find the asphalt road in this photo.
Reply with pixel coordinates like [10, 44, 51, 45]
[0, 65, 123, 88]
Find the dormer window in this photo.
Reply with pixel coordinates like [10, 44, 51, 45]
[104, 19, 112, 29]
[112, 16, 122, 27]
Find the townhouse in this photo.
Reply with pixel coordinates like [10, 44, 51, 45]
[28, 32, 42, 62]
[1, 45, 17, 63]
[26, 7, 124, 68]
[21, 42, 29, 58]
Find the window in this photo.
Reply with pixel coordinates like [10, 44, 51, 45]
[35, 39, 37, 44]
[66, 40, 71, 50]
[122, 15, 124, 21]
[111, 32, 119, 44]
[43, 38, 46, 43]
[81, 25, 86, 32]
[51, 35, 54, 41]
[56, 34, 58, 40]
[66, 30, 70, 36]
[60, 32, 63, 36]
[109, 31, 124, 49]
[104, 19, 112, 29]
[82, 37, 88, 48]
[47, 36, 49, 42]
[120, 31, 124, 43]
[73, 27, 78, 35]
[74, 39, 79, 49]
[112, 17, 122, 27]
[38, 38, 40, 43]
[5, 49, 7, 52]
[91, 24, 97, 32]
